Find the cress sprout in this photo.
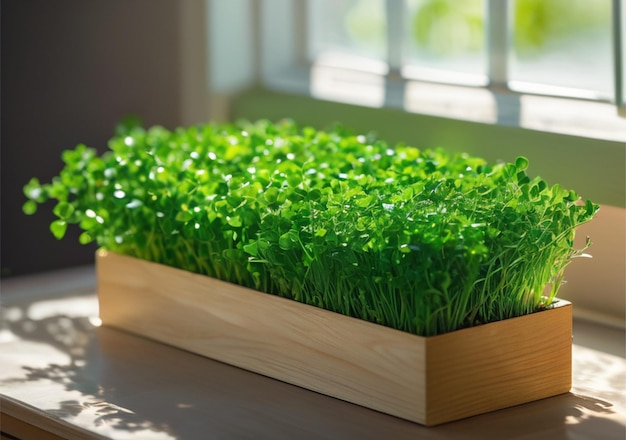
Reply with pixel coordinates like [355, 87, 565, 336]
[24, 119, 598, 336]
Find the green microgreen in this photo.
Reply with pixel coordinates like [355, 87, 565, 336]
[23, 118, 598, 336]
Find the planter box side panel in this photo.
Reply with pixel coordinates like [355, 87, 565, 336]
[96, 250, 428, 423]
[425, 301, 572, 426]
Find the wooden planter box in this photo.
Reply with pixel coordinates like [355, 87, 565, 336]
[96, 249, 572, 426]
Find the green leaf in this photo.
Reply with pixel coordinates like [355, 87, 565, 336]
[516, 171, 530, 185]
[287, 173, 301, 187]
[308, 189, 322, 201]
[53, 201, 75, 219]
[355, 195, 373, 208]
[50, 220, 67, 240]
[22, 200, 37, 215]
[399, 243, 411, 254]
[279, 232, 294, 250]
[23, 177, 44, 202]
[264, 187, 279, 204]
[227, 215, 242, 227]
[79, 231, 94, 245]
[175, 211, 194, 223]
[315, 228, 327, 237]
[585, 199, 598, 217]
[243, 241, 258, 257]
[515, 156, 529, 170]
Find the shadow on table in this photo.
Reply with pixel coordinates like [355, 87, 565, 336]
[1, 297, 624, 440]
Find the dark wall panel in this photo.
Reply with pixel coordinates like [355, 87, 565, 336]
[1, 0, 182, 276]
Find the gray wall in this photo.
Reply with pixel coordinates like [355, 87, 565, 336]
[2, 1, 184, 276]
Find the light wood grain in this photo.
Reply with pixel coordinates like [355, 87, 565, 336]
[1, 395, 106, 440]
[425, 302, 572, 425]
[97, 250, 427, 423]
[96, 250, 572, 426]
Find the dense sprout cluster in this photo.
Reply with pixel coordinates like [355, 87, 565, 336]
[24, 119, 598, 336]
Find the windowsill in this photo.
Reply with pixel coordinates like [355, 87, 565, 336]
[262, 65, 626, 143]
[0, 266, 624, 439]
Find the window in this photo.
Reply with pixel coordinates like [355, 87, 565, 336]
[255, 0, 625, 140]
[508, 0, 613, 99]
[306, 0, 620, 99]
[306, 1, 618, 99]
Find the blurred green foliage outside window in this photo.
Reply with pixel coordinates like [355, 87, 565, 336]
[309, 0, 613, 98]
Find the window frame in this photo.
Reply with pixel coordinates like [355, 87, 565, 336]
[304, 0, 623, 105]
[615, 0, 626, 115]
[256, 0, 625, 130]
